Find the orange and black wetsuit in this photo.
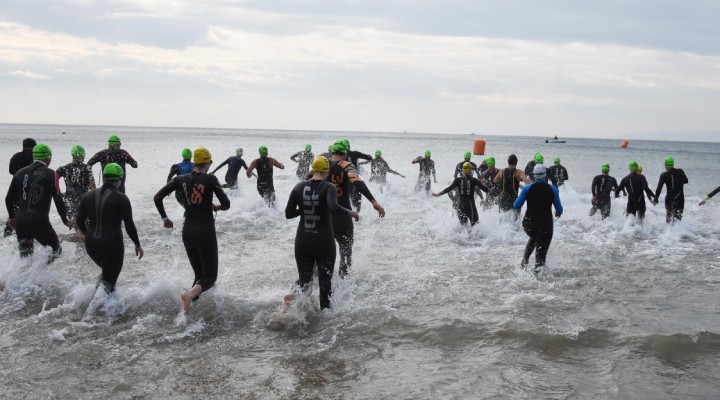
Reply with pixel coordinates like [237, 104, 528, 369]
[327, 159, 375, 277]
[154, 172, 230, 297]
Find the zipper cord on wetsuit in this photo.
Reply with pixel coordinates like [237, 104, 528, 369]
[93, 187, 114, 240]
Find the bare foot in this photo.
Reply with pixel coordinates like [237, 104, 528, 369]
[181, 292, 191, 313]
[282, 294, 295, 313]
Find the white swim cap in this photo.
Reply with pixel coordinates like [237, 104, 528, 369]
[533, 164, 547, 178]
[236, 147, 243, 156]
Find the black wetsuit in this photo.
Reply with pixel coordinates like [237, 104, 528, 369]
[364, 158, 402, 191]
[590, 174, 619, 219]
[5, 161, 68, 260]
[5, 149, 35, 236]
[437, 175, 488, 225]
[56, 161, 95, 222]
[706, 186, 720, 200]
[9, 149, 34, 175]
[87, 148, 138, 193]
[212, 156, 247, 188]
[524, 161, 537, 180]
[285, 179, 353, 309]
[254, 156, 276, 206]
[154, 172, 230, 295]
[347, 150, 372, 211]
[290, 151, 314, 180]
[654, 168, 689, 223]
[497, 167, 521, 213]
[480, 167, 500, 209]
[616, 172, 654, 220]
[514, 179, 563, 271]
[76, 183, 140, 292]
[327, 160, 375, 277]
[547, 164, 569, 187]
[414, 158, 436, 193]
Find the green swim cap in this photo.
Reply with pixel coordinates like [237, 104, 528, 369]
[464, 151, 471, 160]
[664, 156, 674, 167]
[554, 157, 560, 164]
[32, 144, 52, 160]
[305, 144, 312, 152]
[375, 150, 382, 158]
[182, 148, 192, 159]
[601, 162, 610, 173]
[341, 139, 350, 151]
[424, 150, 431, 158]
[108, 135, 121, 145]
[71, 145, 85, 158]
[486, 157, 495, 167]
[331, 140, 347, 154]
[534, 153, 544, 163]
[103, 162, 124, 179]
[259, 145, 268, 156]
[629, 160, 638, 171]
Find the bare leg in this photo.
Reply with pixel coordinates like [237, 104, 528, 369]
[181, 284, 203, 313]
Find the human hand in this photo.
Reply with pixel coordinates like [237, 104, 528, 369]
[64, 220, 74, 230]
[8, 218, 16, 230]
[163, 218, 174, 229]
[136, 246, 144, 260]
[371, 200, 386, 218]
[350, 211, 360, 222]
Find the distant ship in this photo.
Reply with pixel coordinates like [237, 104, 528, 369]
[545, 136, 566, 144]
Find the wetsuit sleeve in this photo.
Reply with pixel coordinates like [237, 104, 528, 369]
[352, 151, 373, 161]
[121, 196, 141, 247]
[284, 186, 301, 219]
[326, 184, 353, 215]
[471, 178, 489, 193]
[153, 179, 179, 219]
[513, 182, 532, 209]
[707, 186, 720, 199]
[552, 184, 563, 216]
[437, 178, 460, 196]
[615, 178, 626, 197]
[211, 176, 230, 210]
[387, 162, 403, 176]
[211, 158, 229, 174]
[122, 150, 138, 168]
[454, 164, 461, 178]
[682, 169, 688, 184]
[87, 151, 101, 166]
[290, 152, 300, 162]
[9, 153, 20, 175]
[5, 175, 18, 218]
[167, 164, 179, 182]
[76, 195, 88, 234]
[654, 173, 666, 200]
[352, 180, 376, 202]
[50, 177, 68, 224]
[591, 176, 599, 197]
[562, 167, 569, 181]
[241, 159, 248, 170]
[641, 176, 654, 200]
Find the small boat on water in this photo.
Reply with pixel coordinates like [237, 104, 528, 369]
[545, 136, 566, 144]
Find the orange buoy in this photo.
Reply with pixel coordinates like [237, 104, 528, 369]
[621, 139, 629, 148]
[473, 139, 486, 155]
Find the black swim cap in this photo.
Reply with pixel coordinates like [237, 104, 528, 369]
[23, 138, 36, 148]
[508, 154, 518, 165]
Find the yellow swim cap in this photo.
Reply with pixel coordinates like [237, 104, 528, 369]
[462, 162, 473, 175]
[312, 156, 330, 173]
[193, 147, 212, 164]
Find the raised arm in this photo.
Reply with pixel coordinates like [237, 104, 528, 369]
[122, 150, 138, 168]
[211, 158, 230, 174]
[271, 157, 285, 169]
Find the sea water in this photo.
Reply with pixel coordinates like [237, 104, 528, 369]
[0, 124, 719, 398]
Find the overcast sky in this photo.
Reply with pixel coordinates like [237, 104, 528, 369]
[1, 0, 719, 140]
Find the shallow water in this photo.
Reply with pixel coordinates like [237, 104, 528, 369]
[1, 124, 719, 398]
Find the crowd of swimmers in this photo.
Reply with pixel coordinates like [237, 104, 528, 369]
[4, 136, 720, 312]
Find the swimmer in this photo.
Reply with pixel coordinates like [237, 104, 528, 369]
[285, 156, 359, 309]
[76, 163, 143, 292]
[154, 147, 231, 313]
[513, 165, 563, 274]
